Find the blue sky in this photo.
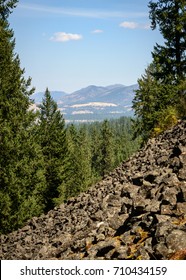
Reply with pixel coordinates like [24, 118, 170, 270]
[10, 0, 163, 93]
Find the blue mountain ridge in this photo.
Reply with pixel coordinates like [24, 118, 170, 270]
[31, 84, 138, 122]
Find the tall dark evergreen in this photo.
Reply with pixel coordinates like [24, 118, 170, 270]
[133, 0, 186, 141]
[0, 0, 46, 233]
[149, 0, 186, 83]
[38, 88, 68, 211]
[0, 0, 17, 20]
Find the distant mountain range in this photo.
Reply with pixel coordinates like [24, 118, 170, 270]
[31, 84, 138, 122]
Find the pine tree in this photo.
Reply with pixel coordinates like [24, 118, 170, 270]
[75, 126, 93, 190]
[90, 124, 103, 178]
[0, 0, 46, 233]
[55, 123, 76, 202]
[113, 117, 140, 164]
[99, 120, 115, 176]
[149, 0, 186, 83]
[132, 0, 186, 141]
[132, 63, 178, 140]
[60, 124, 93, 201]
[0, 0, 17, 20]
[38, 88, 68, 211]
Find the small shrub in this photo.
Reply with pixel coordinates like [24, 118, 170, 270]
[152, 106, 179, 137]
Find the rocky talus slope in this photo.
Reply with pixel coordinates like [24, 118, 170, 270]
[1, 120, 186, 260]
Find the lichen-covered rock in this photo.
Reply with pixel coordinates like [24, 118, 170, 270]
[1, 120, 186, 260]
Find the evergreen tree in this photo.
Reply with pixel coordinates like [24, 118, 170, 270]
[60, 118, 140, 200]
[149, 0, 186, 83]
[132, 0, 186, 141]
[57, 123, 78, 201]
[99, 120, 115, 176]
[76, 126, 93, 189]
[90, 124, 103, 178]
[38, 88, 68, 211]
[0, 0, 17, 20]
[132, 63, 178, 140]
[60, 124, 93, 202]
[0, 0, 46, 233]
[113, 117, 140, 164]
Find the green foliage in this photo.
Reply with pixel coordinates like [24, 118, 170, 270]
[176, 80, 186, 117]
[0, 2, 46, 234]
[152, 79, 186, 137]
[133, 0, 186, 142]
[99, 120, 115, 176]
[87, 120, 116, 177]
[75, 127, 93, 189]
[149, 0, 186, 83]
[0, 0, 18, 20]
[111, 117, 141, 165]
[56, 124, 94, 203]
[132, 63, 180, 140]
[90, 124, 103, 178]
[55, 117, 140, 204]
[38, 88, 68, 211]
[152, 105, 179, 136]
[132, 64, 159, 140]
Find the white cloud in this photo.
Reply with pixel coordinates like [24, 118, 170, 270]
[92, 29, 104, 34]
[120, 21, 150, 30]
[50, 32, 82, 42]
[120, 21, 139, 29]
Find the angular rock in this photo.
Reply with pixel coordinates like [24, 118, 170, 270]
[166, 230, 186, 252]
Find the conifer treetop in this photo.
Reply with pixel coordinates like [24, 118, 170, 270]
[0, 0, 18, 20]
